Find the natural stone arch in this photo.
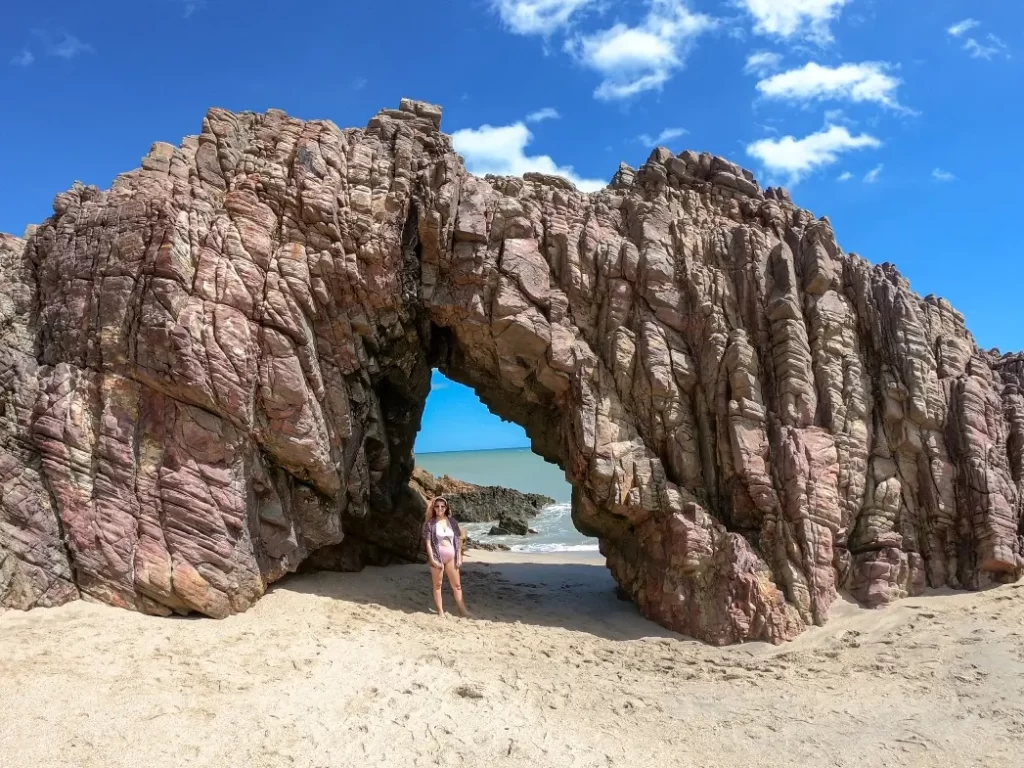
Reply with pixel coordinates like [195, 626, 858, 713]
[1, 100, 1021, 645]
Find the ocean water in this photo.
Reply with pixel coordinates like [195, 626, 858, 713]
[415, 448, 598, 554]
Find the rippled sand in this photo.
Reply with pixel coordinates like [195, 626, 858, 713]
[2, 551, 1022, 768]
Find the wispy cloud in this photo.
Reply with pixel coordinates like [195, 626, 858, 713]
[14, 31, 94, 65]
[526, 107, 561, 123]
[452, 119, 605, 191]
[746, 123, 881, 183]
[837, 171, 852, 182]
[351, 77, 368, 91]
[823, 108, 851, 125]
[863, 164, 883, 183]
[932, 168, 956, 182]
[638, 127, 688, 147]
[947, 19, 979, 38]
[964, 34, 1009, 60]
[491, 0, 599, 35]
[948, 19, 1010, 60]
[566, 0, 717, 100]
[10, 49, 34, 67]
[46, 33, 93, 59]
[756, 61, 910, 112]
[744, 51, 782, 76]
[736, 0, 850, 45]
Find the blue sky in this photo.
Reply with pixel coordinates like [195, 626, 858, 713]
[416, 371, 532, 453]
[3, 0, 1021, 453]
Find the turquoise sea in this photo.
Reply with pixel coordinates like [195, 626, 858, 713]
[414, 448, 598, 553]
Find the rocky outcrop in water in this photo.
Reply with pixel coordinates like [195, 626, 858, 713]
[465, 539, 510, 552]
[410, 467, 553, 526]
[1, 100, 1021, 643]
[488, 519, 534, 536]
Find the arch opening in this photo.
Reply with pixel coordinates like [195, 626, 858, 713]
[413, 369, 595, 555]
[293, 365, 655, 639]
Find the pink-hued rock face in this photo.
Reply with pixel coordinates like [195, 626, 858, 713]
[1, 100, 1021, 644]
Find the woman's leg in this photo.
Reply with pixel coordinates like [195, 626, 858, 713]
[444, 559, 469, 617]
[431, 564, 446, 617]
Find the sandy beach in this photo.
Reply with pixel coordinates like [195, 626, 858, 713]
[2, 550, 1022, 768]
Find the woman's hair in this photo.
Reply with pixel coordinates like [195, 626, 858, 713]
[425, 496, 450, 522]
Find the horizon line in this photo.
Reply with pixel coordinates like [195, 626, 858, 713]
[415, 445, 531, 456]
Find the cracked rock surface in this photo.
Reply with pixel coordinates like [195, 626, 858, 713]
[1, 100, 1021, 644]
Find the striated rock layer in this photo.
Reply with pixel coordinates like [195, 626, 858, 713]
[1, 100, 1021, 643]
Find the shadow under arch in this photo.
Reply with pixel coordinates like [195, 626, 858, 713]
[274, 557, 682, 642]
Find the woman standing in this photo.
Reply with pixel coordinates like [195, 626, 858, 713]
[423, 497, 470, 618]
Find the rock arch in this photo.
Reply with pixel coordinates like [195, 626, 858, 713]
[0, 100, 1021, 645]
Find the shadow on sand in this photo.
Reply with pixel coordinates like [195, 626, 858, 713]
[271, 556, 682, 642]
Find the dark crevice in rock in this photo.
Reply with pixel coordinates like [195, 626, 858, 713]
[33, 450, 83, 602]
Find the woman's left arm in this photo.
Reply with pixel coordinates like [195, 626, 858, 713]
[454, 521, 463, 568]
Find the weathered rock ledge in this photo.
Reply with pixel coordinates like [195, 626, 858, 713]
[1, 99, 1021, 644]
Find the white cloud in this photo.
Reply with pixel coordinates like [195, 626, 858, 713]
[10, 49, 34, 67]
[568, 0, 717, 100]
[526, 107, 561, 123]
[947, 19, 979, 38]
[744, 51, 783, 76]
[932, 168, 956, 182]
[756, 61, 906, 110]
[837, 171, 852, 182]
[863, 164, 883, 183]
[736, 0, 850, 44]
[492, 0, 598, 35]
[964, 34, 1009, 60]
[746, 124, 881, 182]
[452, 121, 606, 191]
[638, 127, 688, 146]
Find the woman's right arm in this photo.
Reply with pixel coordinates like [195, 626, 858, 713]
[423, 524, 441, 567]
[426, 541, 440, 567]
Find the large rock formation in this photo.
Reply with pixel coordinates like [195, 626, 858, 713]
[1, 100, 1021, 643]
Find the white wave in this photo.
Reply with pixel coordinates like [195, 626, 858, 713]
[464, 499, 598, 553]
[509, 543, 601, 554]
[543, 502, 571, 513]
